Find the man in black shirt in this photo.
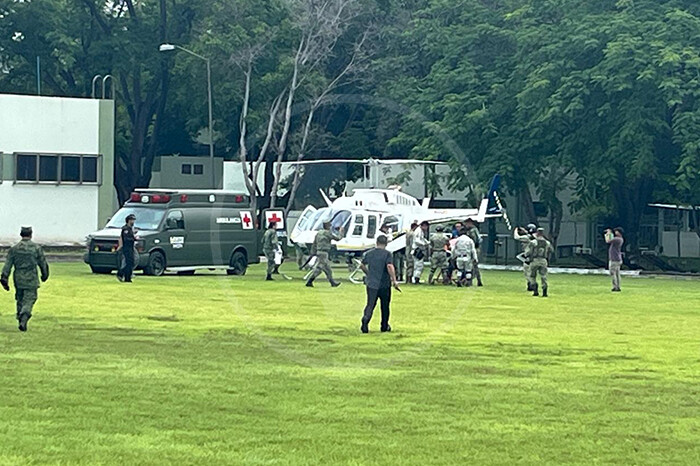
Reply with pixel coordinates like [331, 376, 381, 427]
[117, 214, 137, 283]
[359, 235, 401, 334]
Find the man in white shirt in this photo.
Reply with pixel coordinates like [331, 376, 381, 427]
[453, 227, 478, 287]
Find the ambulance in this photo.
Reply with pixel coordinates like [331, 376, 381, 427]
[84, 189, 286, 276]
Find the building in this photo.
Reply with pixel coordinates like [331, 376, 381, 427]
[0, 94, 115, 246]
[149, 155, 223, 189]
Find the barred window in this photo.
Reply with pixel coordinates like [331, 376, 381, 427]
[14, 153, 101, 184]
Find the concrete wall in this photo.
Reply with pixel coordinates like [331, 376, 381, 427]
[150, 155, 223, 189]
[0, 94, 115, 245]
[662, 231, 700, 258]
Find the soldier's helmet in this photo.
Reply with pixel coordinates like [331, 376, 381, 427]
[527, 223, 537, 233]
[435, 225, 444, 232]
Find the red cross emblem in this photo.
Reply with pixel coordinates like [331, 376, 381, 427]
[240, 211, 254, 230]
[266, 211, 284, 229]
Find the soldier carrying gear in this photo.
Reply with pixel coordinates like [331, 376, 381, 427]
[262, 221, 280, 281]
[411, 221, 430, 284]
[428, 225, 450, 285]
[404, 221, 419, 284]
[453, 226, 478, 287]
[525, 228, 554, 297]
[514, 223, 537, 291]
[306, 221, 343, 288]
[464, 218, 483, 286]
[1, 226, 50, 332]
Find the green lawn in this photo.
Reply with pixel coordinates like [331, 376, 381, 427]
[1, 264, 699, 465]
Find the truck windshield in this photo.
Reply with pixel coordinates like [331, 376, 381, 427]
[106, 207, 166, 231]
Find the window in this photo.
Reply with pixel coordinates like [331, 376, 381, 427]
[16, 154, 37, 181]
[165, 210, 185, 230]
[39, 156, 58, 181]
[194, 164, 204, 175]
[352, 214, 364, 236]
[182, 164, 192, 175]
[61, 156, 81, 182]
[14, 153, 100, 184]
[367, 215, 377, 238]
[82, 157, 98, 183]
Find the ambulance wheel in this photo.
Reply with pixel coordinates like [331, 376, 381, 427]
[227, 251, 247, 276]
[145, 251, 166, 276]
[90, 266, 112, 274]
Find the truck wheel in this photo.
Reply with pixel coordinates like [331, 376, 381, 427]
[227, 251, 247, 276]
[90, 266, 112, 274]
[145, 251, 166, 276]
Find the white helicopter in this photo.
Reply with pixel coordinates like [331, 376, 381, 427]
[289, 159, 505, 258]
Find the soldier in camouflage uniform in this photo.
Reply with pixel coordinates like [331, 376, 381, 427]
[464, 218, 483, 286]
[525, 228, 554, 297]
[306, 221, 342, 287]
[1, 227, 49, 332]
[514, 223, 537, 291]
[428, 226, 449, 285]
[404, 221, 418, 284]
[262, 222, 279, 281]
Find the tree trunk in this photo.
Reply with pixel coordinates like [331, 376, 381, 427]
[519, 184, 537, 225]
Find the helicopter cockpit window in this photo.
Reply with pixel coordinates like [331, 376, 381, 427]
[352, 214, 364, 237]
[382, 215, 400, 233]
[330, 210, 352, 237]
[310, 208, 332, 231]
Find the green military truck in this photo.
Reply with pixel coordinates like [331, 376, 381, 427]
[84, 189, 286, 276]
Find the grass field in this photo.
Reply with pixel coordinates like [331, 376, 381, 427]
[1, 263, 699, 465]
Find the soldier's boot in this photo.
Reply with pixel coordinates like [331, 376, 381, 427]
[542, 287, 548, 298]
[532, 284, 539, 297]
[272, 265, 280, 275]
[18, 314, 29, 332]
[266, 274, 274, 281]
[305, 279, 314, 287]
[427, 272, 435, 285]
[527, 283, 533, 292]
[330, 280, 341, 287]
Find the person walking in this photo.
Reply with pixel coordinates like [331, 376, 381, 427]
[428, 225, 449, 285]
[359, 235, 401, 333]
[514, 223, 537, 291]
[306, 221, 343, 287]
[464, 218, 483, 286]
[411, 221, 430, 284]
[1, 227, 49, 332]
[262, 221, 279, 281]
[605, 227, 624, 292]
[404, 221, 418, 284]
[525, 228, 553, 297]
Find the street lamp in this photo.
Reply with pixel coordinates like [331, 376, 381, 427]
[159, 43, 216, 188]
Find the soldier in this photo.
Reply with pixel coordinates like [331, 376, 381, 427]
[262, 221, 279, 281]
[464, 218, 483, 286]
[605, 227, 624, 292]
[116, 213, 137, 283]
[453, 226, 478, 287]
[514, 223, 537, 291]
[1, 226, 49, 332]
[525, 228, 554, 297]
[404, 221, 418, 284]
[411, 221, 430, 284]
[306, 221, 342, 287]
[428, 225, 449, 285]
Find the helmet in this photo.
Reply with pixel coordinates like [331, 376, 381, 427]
[527, 223, 537, 233]
[435, 225, 444, 232]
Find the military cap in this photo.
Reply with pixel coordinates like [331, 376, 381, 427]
[20, 226, 33, 237]
[537, 227, 545, 233]
[126, 214, 136, 221]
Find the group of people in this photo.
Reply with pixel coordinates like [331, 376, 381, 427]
[406, 218, 483, 287]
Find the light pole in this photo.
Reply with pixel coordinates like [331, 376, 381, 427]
[159, 43, 216, 189]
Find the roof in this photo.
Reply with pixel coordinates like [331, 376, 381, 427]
[648, 203, 700, 211]
[135, 188, 248, 196]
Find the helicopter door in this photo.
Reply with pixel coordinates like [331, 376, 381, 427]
[291, 206, 317, 242]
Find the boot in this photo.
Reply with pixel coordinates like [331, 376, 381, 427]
[18, 314, 29, 332]
[542, 288, 548, 298]
[477, 280, 483, 287]
[330, 280, 341, 287]
[266, 274, 274, 281]
[306, 280, 314, 287]
[466, 278, 473, 287]
[427, 272, 435, 285]
[527, 283, 533, 292]
[532, 284, 539, 297]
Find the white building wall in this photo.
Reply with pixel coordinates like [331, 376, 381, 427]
[0, 94, 114, 246]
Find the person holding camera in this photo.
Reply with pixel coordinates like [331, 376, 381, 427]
[514, 223, 537, 291]
[1, 226, 49, 332]
[605, 227, 625, 292]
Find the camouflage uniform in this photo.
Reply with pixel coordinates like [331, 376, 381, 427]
[465, 225, 483, 286]
[411, 228, 429, 283]
[1, 238, 49, 329]
[453, 234, 477, 286]
[307, 229, 341, 285]
[262, 228, 279, 278]
[404, 228, 415, 283]
[525, 236, 553, 296]
[514, 229, 535, 289]
[428, 232, 449, 284]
